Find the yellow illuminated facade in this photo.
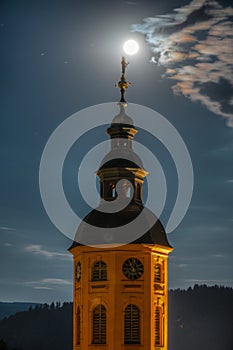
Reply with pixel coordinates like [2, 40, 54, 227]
[70, 243, 172, 350]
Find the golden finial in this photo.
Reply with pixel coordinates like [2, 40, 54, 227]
[115, 56, 131, 103]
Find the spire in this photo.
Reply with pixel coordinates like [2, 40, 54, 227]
[69, 51, 173, 249]
[115, 56, 131, 103]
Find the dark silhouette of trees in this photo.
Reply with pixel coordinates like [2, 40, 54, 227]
[0, 303, 38, 320]
[0, 286, 233, 350]
[0, 302, 72, 350]
[0, 339, 18, 350]
[0, 339, 8, 350]
[169, 285, 233, 350]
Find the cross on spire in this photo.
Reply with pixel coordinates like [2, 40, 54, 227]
[115, 56, 131, 103]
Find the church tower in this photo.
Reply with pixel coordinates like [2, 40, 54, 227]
[69, 57, 173, 350]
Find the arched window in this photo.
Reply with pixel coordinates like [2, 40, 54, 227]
[154, 263, 162, 282]
[76, 306, 80, 345]
[92, 304, 106, 344]
[120, 180, 131, 198]
[92, 261, 107, 281]
[155, 306, 163, 346]
[126, 187, 131, 198]
[124, 304, 140, 344]
[109, 182, 116, 198]
[136, 183, 141, 201]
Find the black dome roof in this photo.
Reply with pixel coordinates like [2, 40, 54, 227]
[69, 203, 172, 249]
[100, 149, 144, 170]
[99, 158, 141, 170]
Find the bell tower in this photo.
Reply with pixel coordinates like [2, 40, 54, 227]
[69, 58, 173, 350]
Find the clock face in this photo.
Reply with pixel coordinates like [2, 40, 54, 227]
[76, 261, 81, 282]
[122, 258, 144, 280]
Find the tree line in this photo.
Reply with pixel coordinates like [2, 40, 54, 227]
[0, 285, 233, 350]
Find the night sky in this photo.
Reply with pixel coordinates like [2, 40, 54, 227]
[1, 0, 233, 303]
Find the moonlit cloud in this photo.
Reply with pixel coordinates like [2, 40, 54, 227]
[125, 1, 137, 5]
[132, 0, 233, 127]
[210, 254, 224, 258]
[178, 264, 188, 268]
[186, 279, 233, 284]
[4, 242, 13, 247]
[0, 226, 16, 231]
[40, 278, 72, 285]
[24, 244, 71, 260]
[25, 278, 72, 289]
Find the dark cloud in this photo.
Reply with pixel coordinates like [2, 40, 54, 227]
[132, 0, 233, 126]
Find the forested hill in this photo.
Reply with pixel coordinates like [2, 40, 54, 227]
[0, 285, 233, 350]
[0, 302, 72, 350]
[0, 303, 39, 321]
[168, 285, 233, 350]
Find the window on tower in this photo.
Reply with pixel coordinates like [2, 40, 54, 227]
[121, 180, 131, 198]
[76, 306, 80, 345]
[92, 261, 107, 281]
[154, 262, 162, 283]
[109, 182, 116, 198]
[136, 183, 141, 201]
[155, 306, 163, 346]
[124, 304, 140, 344]
[92, 304, 107, 344]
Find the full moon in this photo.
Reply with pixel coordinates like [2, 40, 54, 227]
[123, 40, 139, 55]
